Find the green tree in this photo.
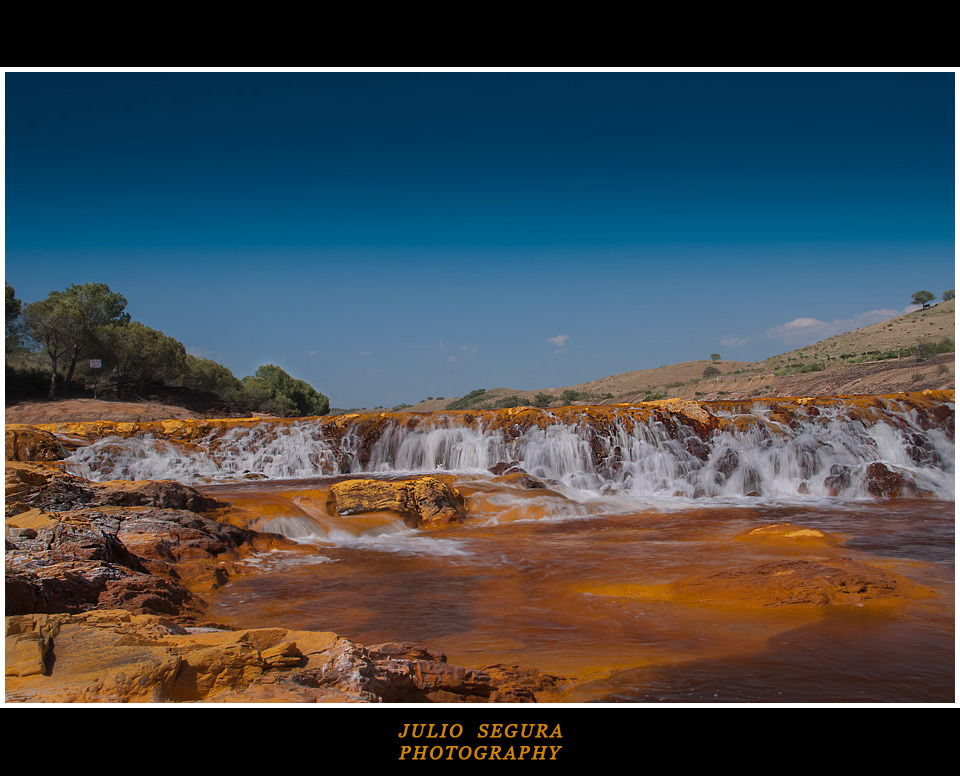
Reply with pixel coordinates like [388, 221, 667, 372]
[445, 389, 486, 411]
[710, 353, 721, 362]
[703, 365, 721, 377]
[179, 354, 243, 401]
[532, 393, 553, 407]
[244, 364, 329, 416]
[60, 283, 130, 395]
[22, 283, 129, 398]
[99, 322, 186, 397]
[912, 290, 936, 307]
[6, 284, 24, 356]
[943, 289, 955, 301]
[23, 292, 78, 398]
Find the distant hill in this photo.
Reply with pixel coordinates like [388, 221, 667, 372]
[399, 299, 955, 412]
[761, 298, 955, 369]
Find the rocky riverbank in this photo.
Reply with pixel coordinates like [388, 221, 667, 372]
[4, 453, 562, 703]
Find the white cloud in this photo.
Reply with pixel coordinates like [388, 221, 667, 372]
[720, 336, 747, 348]
[358, 351, 371, 357]
[766, 309, 899, 346]
[547, 334, 569, 348]
[308, 350, 318, 357]
[460, 345, 478, 355]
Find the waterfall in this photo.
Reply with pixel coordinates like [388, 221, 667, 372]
[63, 396, 955, 501]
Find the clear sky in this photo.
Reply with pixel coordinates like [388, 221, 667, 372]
[4, 71, 956, 408]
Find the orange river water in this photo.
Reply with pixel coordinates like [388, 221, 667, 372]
[199, 476, 954, 703]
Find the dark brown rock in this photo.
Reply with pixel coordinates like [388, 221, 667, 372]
[714, 448, 739, 479]
[489, 461, 524, 476]
[864, 462, 917, 498]
[94, 479, 225, 512]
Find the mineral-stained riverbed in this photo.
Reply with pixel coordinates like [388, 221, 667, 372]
[55, 393, 955, 703]
[198, 477, 954, 703]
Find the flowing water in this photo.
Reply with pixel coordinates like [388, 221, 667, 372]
[63, 397, 956, 703]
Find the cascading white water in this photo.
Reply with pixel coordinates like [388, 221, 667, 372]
[64, 401, 955, 501]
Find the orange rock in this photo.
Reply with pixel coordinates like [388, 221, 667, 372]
[671, 558, 926, 608]
[738, 523, 840, 546]
[4, 611, 560, 703]
[329, 477, 466, 528]
[5, 425, 66, 462]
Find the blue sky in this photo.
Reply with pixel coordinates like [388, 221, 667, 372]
[4, 71, 955, 408]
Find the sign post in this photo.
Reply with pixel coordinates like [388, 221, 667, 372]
[90, 359, 102, 400]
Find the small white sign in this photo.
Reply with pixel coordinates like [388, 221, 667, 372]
[89, 359, 102, 369]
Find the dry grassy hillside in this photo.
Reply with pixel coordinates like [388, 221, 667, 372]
[404, 299, 955, 411]
[762, 299, 954, 369]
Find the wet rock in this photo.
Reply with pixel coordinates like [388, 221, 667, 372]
[682, 436, 710, 462]
[674, 558, 924, 607]
[97, 575, 202, 617]
[329, 477, 466, 528]
[6, 463, 97, 514]
[491, 472, 547, 490]
[5, 498, 298, 618]
[5, 463, 224, 515]
[796, 443, 822, 479]
[489, 461, 524, 476]
[714, 448, 739, 479]
[824, 464, 852, 495]
[863, 462, 917, 498]
[739, 523, 838, 545]
[5, 556, 200, 618]
[742, 467, 762, 495]
[5, 426, 66, 462]
[94, 480, 226, 512]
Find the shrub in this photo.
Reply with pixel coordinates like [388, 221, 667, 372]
[703, 366, 721, 378]
[242, 365, 329, 416]
[445, 389, 486, 410]
[533, 393, 553, 407]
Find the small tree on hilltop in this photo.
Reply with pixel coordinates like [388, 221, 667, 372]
[943, 289, 955, 301]
[710, 353, 721, 362]
[911, 290, 936, 308]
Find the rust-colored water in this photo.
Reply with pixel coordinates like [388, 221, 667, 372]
[203, 477, 954, 703]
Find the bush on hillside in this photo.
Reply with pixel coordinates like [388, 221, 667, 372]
[445, 389, 487, 410]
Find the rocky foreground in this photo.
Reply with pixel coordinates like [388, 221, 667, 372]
[4, 452, 561, 703]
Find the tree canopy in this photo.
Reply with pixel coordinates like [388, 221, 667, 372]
[243, 364, 330, 416]
[10, 282, 330, 415]
[23, 283, 129, 398]
[99, 322, 187, 396]
[911, 290, 936, 307]
[6, 284, 24, 355]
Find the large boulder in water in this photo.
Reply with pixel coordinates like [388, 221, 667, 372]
[329, 477, 466, 528]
